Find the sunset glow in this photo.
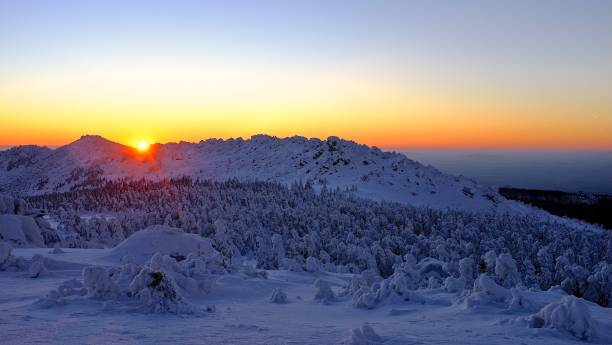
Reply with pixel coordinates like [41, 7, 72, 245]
[136, 140, 150, 152]
[0, 1, 611, 149]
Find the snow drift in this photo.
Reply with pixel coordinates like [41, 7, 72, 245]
[528, 296, 598, 341]
[106, 225, 219, 265]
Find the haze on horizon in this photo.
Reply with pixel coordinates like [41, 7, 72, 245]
[1, 0, 611, 149]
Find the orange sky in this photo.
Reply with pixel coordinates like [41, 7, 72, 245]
[1, 62, 610, 149]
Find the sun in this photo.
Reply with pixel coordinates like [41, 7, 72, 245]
[136, 140, 150, 152]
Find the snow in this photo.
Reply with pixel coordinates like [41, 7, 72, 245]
[0, 135, 531, 213]
[2, 244, 612, 344]
[0, 215, 28, 245]
[338, 324, 384, 345]
[82, 266, 120, 299]
[0, 194, 50, 247]
[466, 274, 512, 307]
[0, 241, 12, 267]
[50, 243, 65, 254]
[105, 225, 218, 264]
[444, 276, 466, 293]
[528, 296, 598, 341]
[314, 279, 336, 304]
[269, 288, 288, 304]
[127, 262, 196, 314]
[1, 135, 612, 343]
[28, 254, 50, 278]
[494, 253, 521, 288]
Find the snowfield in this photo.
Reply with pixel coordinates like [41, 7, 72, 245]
[1, 135, 612, 344]
[1, 237, 612, 345]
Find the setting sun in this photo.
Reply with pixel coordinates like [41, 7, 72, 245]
[136, 140, 149, 152]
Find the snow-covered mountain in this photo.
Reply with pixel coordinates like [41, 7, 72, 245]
[0, 134, 518, 212]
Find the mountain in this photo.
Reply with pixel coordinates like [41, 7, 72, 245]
[0, 134, 523, 212]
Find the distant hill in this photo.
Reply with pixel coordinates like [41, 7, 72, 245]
[0, 134, 530, 213]
[499, 187, 612, 229]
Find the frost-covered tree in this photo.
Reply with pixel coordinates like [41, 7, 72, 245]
[26, 178, 612, 306]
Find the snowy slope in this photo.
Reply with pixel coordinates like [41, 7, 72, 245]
[2, 244, 611, 345]
[1, 134, 520, 212]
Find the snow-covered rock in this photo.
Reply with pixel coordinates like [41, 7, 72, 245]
[338, 324, 384, 345]
[240, 264, 268, 279]
[106, 225, 217, 265]
[528, 296, 598, 341]
[314, 279, 336, 304]
[0, 242, 27, 271]
[29, 254, 50, 278]
[35, 279, 87, 308]
[270, 288, 288, 304]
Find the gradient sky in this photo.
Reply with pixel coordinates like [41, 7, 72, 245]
[1, 0, 611, 148]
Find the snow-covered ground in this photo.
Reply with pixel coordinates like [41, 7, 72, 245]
[1, 228, 611, 345]
[1, 135, 611, 345]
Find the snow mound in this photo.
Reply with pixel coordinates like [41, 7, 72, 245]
[50, 243, 65, 254]
[270, 288, 288, 304]
[106, 225, 218, 264]
[37, 249, 218, 314]
[0, 242, 27, 271]
[314, 279, 336, 304]
[528, 296, 598, 341]
[35, 279, 87, 308]
[29, 254, 50, 278]
[83, 266, 121, 300]
[338, 324, 384, 345]
[0, 214, 44, 247]
[465, 274, 511, 307]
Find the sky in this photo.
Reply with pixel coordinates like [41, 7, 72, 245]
[1, 0, 611, 149]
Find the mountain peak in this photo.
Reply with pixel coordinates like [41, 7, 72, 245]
[71, 134, 120, 146]
[64, 135, 125, 153]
